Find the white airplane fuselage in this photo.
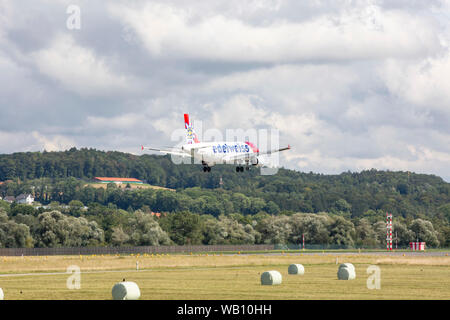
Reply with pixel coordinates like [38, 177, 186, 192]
[181, 141, 260, 167]
[142, 113, 290, 172]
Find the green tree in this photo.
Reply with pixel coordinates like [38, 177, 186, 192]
[289, 213, 331, 245]
[409, 219, 440, 247]
[264, 201, 280, 215]
[34, 211, 104, 247]
[354, 218, 379, 247]
[111, 226, 130, 246]
[372, 220, 388, 246]
[256, 215, 292, 244]
[125, 211, 171, 246]
[334, 199, 352, 214]
[202, 215, 259, 245]
[437, 204, 450, 223]
[161, 211, 204, 245]
[68, 200, 84, 217]
[328, 216, 355, 247]
[10, 204, 36, 217]
[0, 209, 34, 248]
[393, 221, 415, 247]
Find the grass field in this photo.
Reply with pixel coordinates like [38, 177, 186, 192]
[0, 253, 449, 300]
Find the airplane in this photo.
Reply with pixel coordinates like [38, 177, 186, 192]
[141, 113, 291, 172]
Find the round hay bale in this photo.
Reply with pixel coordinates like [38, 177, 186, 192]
[0, 288, 3, 300]
[288, 264, 305, 275]
[261, 271, 282, 285]
[339, 263, 355, 272]
[337, 266, 356, 280]
[112, 281, 141, 300]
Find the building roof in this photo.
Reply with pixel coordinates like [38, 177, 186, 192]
[16, 193, 33, 200]
[94, 177, 143, 183]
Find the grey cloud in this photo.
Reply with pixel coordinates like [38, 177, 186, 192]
[0, 0, 449, 181]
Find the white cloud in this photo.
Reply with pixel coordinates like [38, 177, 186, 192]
[110, 2, 441, 62]
[202, 63, 357, 116]
[0, 131, 29, 153]
[85, 113, 142, 131]
[31, 34, 137, 96]
[1, 1, 450, 181]
[209, 94, 268, 129]
[381, 54, 450, 112]
[287, 145, 450, 180]
[0, 130, 75, 153]
[0, 1, 15, 39]
[204, 94, 450, 180]
[30, 131, 75, 152]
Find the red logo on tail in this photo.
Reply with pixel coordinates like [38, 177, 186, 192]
[184, 114, 190, 129]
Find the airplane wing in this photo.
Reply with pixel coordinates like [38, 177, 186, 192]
[257, 145, 291, 156]
[141, 145, 192, 158]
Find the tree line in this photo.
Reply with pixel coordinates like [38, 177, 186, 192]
[0, 202, 448, 248]
[0, 148, 449, 248]
[1, 148, 450, 219]
[2, 177, 450, 224]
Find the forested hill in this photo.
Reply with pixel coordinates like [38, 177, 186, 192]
[0, 148, 449, 219]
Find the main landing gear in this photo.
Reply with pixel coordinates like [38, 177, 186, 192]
[202, 160, 211, 173]
[235, 166, 249, 172]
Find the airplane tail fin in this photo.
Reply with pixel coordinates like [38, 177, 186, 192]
[184, 113, 200, 144]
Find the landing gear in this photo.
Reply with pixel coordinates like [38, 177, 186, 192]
[235, 166, 245, 172]
[202, 160, 211, 173]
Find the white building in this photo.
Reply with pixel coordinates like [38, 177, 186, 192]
[15, 194, 34, 205]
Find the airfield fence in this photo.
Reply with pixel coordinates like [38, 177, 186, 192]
[0, 244, 275, 256]
[0, 243, 406, 256]
[274, 244, 381, 250]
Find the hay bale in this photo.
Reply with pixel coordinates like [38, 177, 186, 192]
[0, 288, 3, 300]
[261, 271, 282, 285]
[288, 264, 305, 275]
[337, 264, 356, 280]
[337, 267, 356, 280]
[339, 263, 355, 272]
[112, 281, 141, 300]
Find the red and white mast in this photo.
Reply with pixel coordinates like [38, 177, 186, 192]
[386, 212, 393, 251]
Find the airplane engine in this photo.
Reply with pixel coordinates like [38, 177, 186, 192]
[251, 158, 259, 166]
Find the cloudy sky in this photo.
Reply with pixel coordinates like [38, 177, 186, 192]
[1, 0, 450, 180]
